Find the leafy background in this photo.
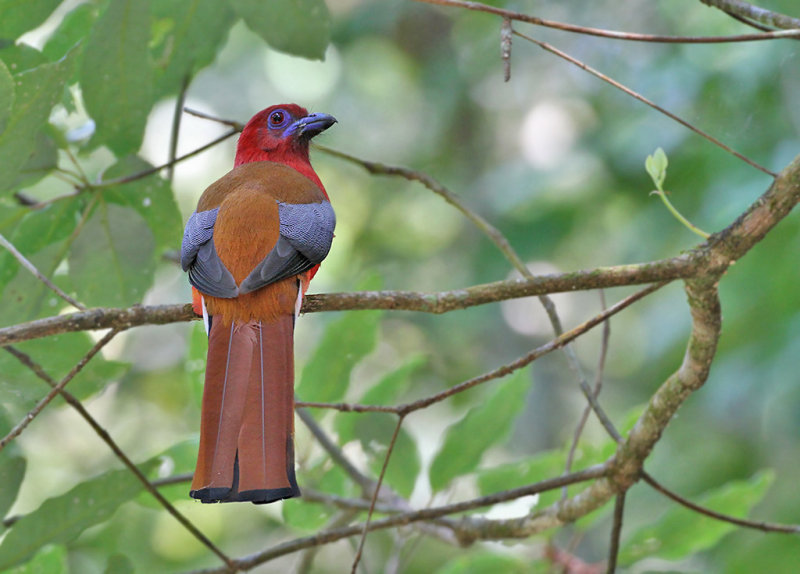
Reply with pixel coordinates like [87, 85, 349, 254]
[0, 0, 799, 572]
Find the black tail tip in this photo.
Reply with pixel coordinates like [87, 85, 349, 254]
[190, 485, 301, 504]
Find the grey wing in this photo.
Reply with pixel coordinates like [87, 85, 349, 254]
[238, 201, 335, 295]
[180, 208, 238, 298]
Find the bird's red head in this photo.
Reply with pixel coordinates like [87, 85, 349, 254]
[235, 104, 336, 190]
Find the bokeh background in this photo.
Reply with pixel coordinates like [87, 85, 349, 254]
[1, 1, 799, 572]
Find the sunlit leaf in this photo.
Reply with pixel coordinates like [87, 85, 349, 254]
[80, 0, 153, 155]
[619, 470, 775, 566]
[645, 147, 669, 189]
[0, 464, 155, 570]
[429, 367, 532, 492]
[231, 0, 331, 60]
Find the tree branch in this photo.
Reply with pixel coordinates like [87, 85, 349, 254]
[700, 0, 800, 30]
[185, 465, 607, 573]
[415, 0, 800, 42]
[0, 260, 692, 346]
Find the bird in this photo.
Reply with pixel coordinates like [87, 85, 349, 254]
[180, 104, 336, 504]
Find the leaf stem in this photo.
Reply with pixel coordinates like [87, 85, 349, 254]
[651, 189, 710, 239]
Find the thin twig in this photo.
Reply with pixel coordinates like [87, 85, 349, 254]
[398, 282, 664, 416]
[564, 291, 611, 499]
[3, 346, 236, 569]
[296, 407, 378, 496]
[299, 283, 663, 417]
[184, 107, 245, 130]
[167, 76, 191, 182]
[316, 144, 534, 274]
[606, 493, 626, 574]
[513, 30, 776, 177]
[187, 465, 607, 574]
[415, 0, 800, 42]
[0, 233, 86, 311]
[0, 328, 120, 452]
[642, 472, 800, 534]
[93, 129, 239, 188]
[351, 415, 406, 573]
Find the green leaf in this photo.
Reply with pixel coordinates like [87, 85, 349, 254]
[373, 427, 419, 498]
[0, 44, 47, 74]
[231, 0, 331, 60]
[10, 127, 58, 189]
[104, 554, 134, 574]
[296, 310, 381, 407]
[282, 463, 348, 531]
[0, 198, 81, 289]
[297, 276, 383, 410]
[477, 449, 566, 495]
[429, 367, 532, 492]
[7, 545, 68, 574]
[135, 440, 197, 509]
[0, 465, 155, 570]
[43, 3, 99, 63]
[0, 59, 13, 132]
[645, 147, 668, 190]
[80, 0, 154, 156]
[0, 0, 61, 39]
[0, 198, 84, 326]
[68, 202, 156, 308]
[150, 0, 237, 98]
[0, 49, 75, 192]
[101, 157, 183, 253]
[0, 456, 25, 521]
[334, 357, 425, 497]
[619, 470, 775, 566]
[335, 356, 425, 444]
[433, 552, 530, 574]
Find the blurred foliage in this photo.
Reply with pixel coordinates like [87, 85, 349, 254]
[0, 0, 798, 572]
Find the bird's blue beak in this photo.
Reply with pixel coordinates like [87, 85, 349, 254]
[288, 113, 337, 140]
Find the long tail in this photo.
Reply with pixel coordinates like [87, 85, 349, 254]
[190, 314, 300, 504]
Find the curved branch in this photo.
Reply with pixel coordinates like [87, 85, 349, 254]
[700, 0, 800, 30]
[415, 0, 800, 42]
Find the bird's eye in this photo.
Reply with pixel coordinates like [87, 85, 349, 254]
[268, 110, 287, 128]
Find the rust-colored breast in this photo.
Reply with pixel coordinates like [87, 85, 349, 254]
[197, 162, 326, 324]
